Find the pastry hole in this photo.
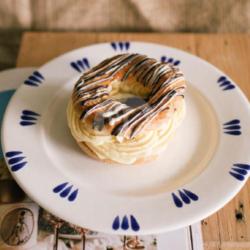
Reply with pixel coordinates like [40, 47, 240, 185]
[119, 96, 147, 108]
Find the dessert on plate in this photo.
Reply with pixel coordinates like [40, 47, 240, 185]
[67, 53, 186, 164]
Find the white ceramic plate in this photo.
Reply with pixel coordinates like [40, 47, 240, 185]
[2, 42, 250, 235]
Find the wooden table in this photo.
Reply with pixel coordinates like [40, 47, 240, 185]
[17, 32, 250, 250]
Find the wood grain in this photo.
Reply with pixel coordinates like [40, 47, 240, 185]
[17, 32, 250, 249]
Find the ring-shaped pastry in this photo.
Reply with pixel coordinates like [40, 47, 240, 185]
[67, 53, 186, 164]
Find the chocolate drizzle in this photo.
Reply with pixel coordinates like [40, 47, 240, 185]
[73, 53, 186, 139]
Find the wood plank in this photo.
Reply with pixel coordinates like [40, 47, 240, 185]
[201, 215, 221, 242]
[17, 32, 197, 67]
[194, 34, 250, 98]
[17, 32, 250, 250]
[204, 240, 250, 250]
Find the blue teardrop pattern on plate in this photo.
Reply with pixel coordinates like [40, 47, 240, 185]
[5, 151, 27, 172]
[161, 56, 180, 66]
[112, 216, 120, 230]
[20, 110, 40, 126]
[130, 215, 140, 231]
[24, 71, 44, 87]
[70, 58, 90, 73]
[8, 156, 25, 165]
[223, 119, 241, 136]
[229, 163, 250, 181]
[111, 41, 130, 51]
[172, 189, 199, 208]
[121, 215, 129, 230]
[68, 189, 79, 202]
[53, 182, 68, 192]
[53, 182, 78, 202]
[5, 151, 22, 157]
[172, 193, 183, 208]
[112, 215, 140, 232]
[217, 76, 235, 91]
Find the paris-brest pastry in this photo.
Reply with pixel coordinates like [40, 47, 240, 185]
[67, 53, 186, 164]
